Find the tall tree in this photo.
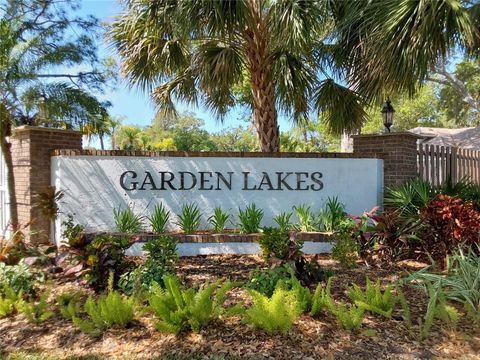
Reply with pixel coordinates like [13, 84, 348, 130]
[110, 0, 369, 152]
[0, 0, 111, 227]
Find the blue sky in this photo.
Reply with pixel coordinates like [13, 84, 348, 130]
[79, 0, 292, 133]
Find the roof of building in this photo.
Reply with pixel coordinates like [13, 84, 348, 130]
[409, 126, 480, 150]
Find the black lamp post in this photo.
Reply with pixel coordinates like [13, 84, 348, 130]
[381, 99, 395, 133]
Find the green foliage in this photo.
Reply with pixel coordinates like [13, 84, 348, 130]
[406, 246, 480, 325]
[83, 235, 131, 290]
[331, 233, 359, 268]
[310, 278, 333, 317]
[293, 204, 318, 232]
[208, 207, 231, 233]
[243, 286, 302, 335]
[176, 203, 202, 234]
[148, 275, 234, 334]
[21, 291, 54, 324]
[274, 212, 293, 232]
[328, 301, 365, 331]
[246, 265, 295, 297]
[148, 204, 171, 234]
[113, 205, 143, 234]
[258, 227, 303, 261]
[347, 278, 397, 318]
[319, 197, 347, 232]
[396, 286, 412, 328]
[56, 293, 82, 320]
[0, 262, 36, 296]
[119, 236, 178, 295]
[72, 276, 135, 337]
[238, 204, 263, 234]
[0, 287, 23, 318]
[61, 214, 85, 248]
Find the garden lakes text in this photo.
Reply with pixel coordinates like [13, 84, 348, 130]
[120, 171, 324, 191]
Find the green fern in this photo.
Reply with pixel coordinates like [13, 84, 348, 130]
[21, 291, 54, 324]
[347, 278, 397, 318]
[328, 301, 365, 330]
[0, 288, 23, 318]
[396, 285, 412, 328]
[57, 293, 82, 320]
[310, 277, 333, 316]
[72, 286, 135, 337]
[148, 275, 234, 334]
[243, 285, 302, 335]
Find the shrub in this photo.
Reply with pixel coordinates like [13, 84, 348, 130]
[148, 275, 234, 334]
[83, 235, 132, 290]
[293, 204, 318, 232]
[347, 278, 397, 318]
[274, 212, 293, 232]
[208, 207, 231, 233]
[113, 205, 143, 234]
[246, 265, 295, 297]
[176, 203, 202, 234]
[72, 276, 135, 337]
[331, 232, 359, 268]
[420, 195, 480, 260]
[21, 291, 54, 324]
[243, 285, 302, 335]
[148, 203, 171, 234]
[258, 227, 303, 261]
[119, 236, 178, 295]
[0, 262, 36, 296]
[238, 204, 263, 233]
[319, 197, 347, 232]
[61, 214, 85, 248]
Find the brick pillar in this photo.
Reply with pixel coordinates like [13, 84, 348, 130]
[11, 126, 82, 244]
[352, 132, 423, 189]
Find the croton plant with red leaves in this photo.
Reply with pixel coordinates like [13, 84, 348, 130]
[421, 195, 480, 257]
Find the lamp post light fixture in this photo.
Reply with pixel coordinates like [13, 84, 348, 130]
[381, 99, 395, 133]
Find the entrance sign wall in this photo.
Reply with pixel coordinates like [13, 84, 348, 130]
[51, 155, 383, 245]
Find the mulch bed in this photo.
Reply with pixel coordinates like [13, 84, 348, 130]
[1, 255, 479, 360]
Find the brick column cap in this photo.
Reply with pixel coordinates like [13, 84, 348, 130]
[13, 125, 82, 136]
[351, 131, 426, 140]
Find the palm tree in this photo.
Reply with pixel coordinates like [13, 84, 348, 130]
[0, 0, 110, 226]
[115, 125, 142, 150]
[110, 0, 368, 152]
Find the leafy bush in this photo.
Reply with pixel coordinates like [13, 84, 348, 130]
[148, 275, 234, 334]
[420, 195, 480, 260]
[21, 291, 54, 324]
[176, 203, 202, 234]
[148, 203, 171, 234]
[72, 276, 135, 337]
[274, 212, 293, 232]
[0, 262, 36, 296]
[319, 197, 347, 232]
[113, 205, 143, 234]
[238, 204, 263, 233]
[310, 278, 333, 316]
[293, 204, 318, 232]
[243, 285, 302, 334]
[347, 278, 397, 318]
[61, 214, 85, 248]
[208, 207, 231, 233]
[246, 265, 295, 297]
[119, 236, 178, 294]
[258, 227, 303, 261]
[83, 235, 132, 290]
[331, 232, 359, 268]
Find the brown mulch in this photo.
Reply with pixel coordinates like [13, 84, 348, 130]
[1, 255, 479, 360]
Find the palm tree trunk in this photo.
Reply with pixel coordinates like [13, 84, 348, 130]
[0, 121, 18, 227]
[99, 134, 105, 150]
[245, 0, 279, 152]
